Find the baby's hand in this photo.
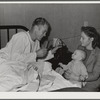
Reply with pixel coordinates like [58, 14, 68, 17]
[59, 63, 67, 70]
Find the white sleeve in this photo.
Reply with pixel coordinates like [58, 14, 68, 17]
[10, 33, 37, 62]
[12, 52, 37, 63]
[0, 33, 37, 63]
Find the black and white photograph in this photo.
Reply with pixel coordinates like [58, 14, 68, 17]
[0, 1, 100, 99]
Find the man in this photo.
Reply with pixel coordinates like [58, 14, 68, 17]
[0, 17, 51, 62]
[0, 17, 51, 91]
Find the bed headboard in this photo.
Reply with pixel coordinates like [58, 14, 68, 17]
[0, 25, 29, 49]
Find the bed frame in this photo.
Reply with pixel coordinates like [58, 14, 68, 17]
[0, 25, 29, 49]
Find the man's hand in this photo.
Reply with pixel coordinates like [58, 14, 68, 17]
[36, 48, 48, 58]
[27, 62, 38, 71]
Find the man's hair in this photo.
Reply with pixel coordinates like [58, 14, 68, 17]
[31, 17, 51, 39]
[32, 17, 50, 30]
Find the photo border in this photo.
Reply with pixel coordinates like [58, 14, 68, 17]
[0, 1, 100, 99]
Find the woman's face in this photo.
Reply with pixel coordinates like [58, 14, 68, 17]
[80, 31, 92, 48]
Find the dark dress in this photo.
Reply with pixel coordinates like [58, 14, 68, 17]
[47, 45, 72, 70]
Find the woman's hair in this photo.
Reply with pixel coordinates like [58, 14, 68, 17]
[32, 17, 51, 31]
[81, 26, 100, 49]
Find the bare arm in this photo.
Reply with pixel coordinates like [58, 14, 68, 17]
[51, 45, 62, 54]
[59, 62, 72, 71]
[59, 63, 68, 70]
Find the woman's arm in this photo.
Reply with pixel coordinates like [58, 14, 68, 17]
[85, 72, 100, 82]
[51, 46, 62, 54]
[63, 70, 79, 81]
[63, 67, 100, 82]
[85, 53, 100, 82]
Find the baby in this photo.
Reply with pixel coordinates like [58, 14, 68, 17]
[56, 49, 88, 88]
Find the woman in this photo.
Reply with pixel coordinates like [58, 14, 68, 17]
[63, 26, 100, 91]
[47, 38, 72, 70]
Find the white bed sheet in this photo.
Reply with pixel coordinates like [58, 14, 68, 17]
[0, 60, 80, 92]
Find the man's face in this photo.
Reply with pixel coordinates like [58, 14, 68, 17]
[35, 24, 48, 41]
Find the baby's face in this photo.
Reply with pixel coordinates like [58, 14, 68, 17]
[72, 50, 82, 60]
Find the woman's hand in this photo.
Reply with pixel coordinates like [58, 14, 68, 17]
[51, 45, 62, 54]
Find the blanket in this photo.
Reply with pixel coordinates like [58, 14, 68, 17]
[0, 60, 80, 92]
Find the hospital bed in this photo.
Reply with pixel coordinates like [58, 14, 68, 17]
[0, 25, 29, 49]
[0, 25, 86, 92]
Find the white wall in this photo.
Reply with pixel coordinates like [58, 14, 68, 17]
[0, 4, 100, 51]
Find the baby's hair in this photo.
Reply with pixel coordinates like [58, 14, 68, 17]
[77, 49, 86, 61]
